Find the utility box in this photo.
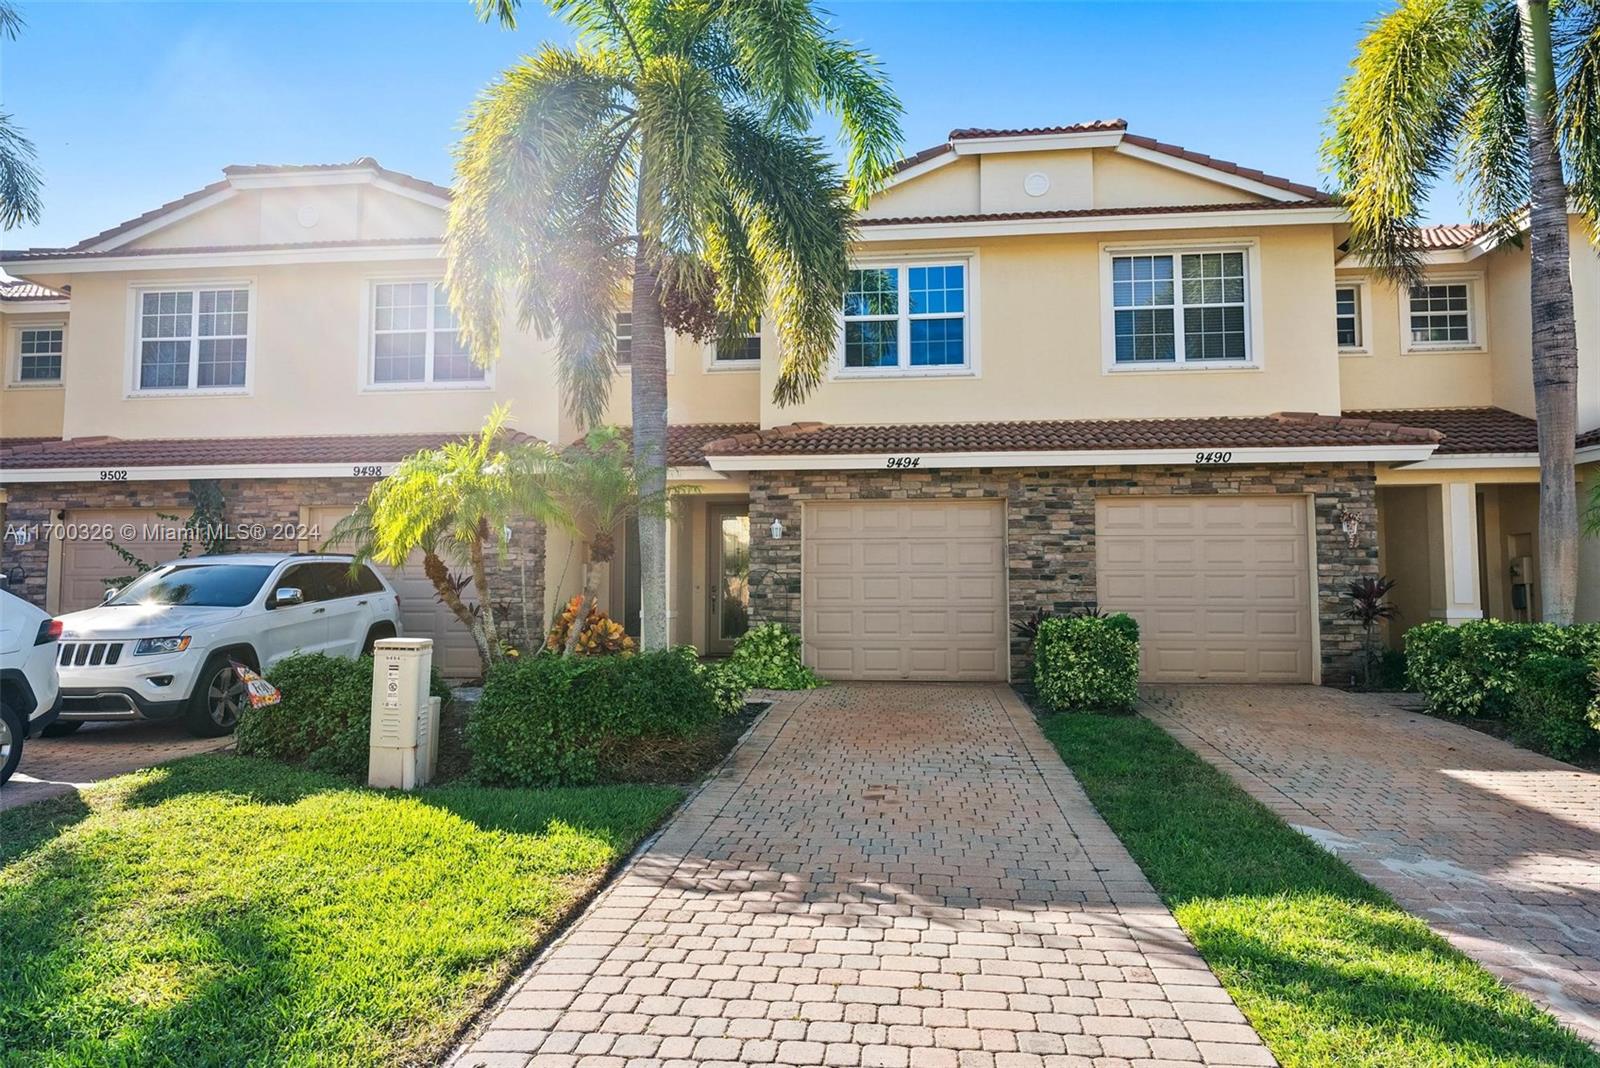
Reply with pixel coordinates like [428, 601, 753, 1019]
[368, 638, 439, 790]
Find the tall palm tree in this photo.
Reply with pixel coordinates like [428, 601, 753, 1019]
[0, 1, 42, 228]
[326, 408, 563, 671]
[1325, 0, 1600, 624]
[447, 0, 902, 650]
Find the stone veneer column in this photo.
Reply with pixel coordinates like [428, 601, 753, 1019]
[745, 463, 1379, 686]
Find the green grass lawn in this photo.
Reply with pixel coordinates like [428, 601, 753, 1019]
[1042, 712, 1599, 1068]
[0, 755, 681, 1068]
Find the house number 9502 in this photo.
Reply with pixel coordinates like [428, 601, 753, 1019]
[1194, 451, 1234, 465]
[885, 456, 921, 469]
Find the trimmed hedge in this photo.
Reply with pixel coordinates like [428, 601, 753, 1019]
[469, 648, 728, 787]
[724, 623, 824, 690]
[237, 653, 451, 778]
[1405, 620, 1600, 719]
[1033, 613, 1141, 713]
[1508, 654, 1597, 762]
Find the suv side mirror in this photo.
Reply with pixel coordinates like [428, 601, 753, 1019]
[270, 587, 304, 608]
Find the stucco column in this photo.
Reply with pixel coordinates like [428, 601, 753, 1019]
[1434, 482, 1484, 623]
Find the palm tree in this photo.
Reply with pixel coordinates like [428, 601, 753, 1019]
[546, 425, 681, 654]
[0, 2, 42, 228]
[447, 0, 902, 650]
[326, 407, 562, 671]
[1325, 0, 1600, 624]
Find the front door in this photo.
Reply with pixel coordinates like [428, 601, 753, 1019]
[706, 503, 751, 655]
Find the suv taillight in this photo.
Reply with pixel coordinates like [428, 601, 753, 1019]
[35, 618, 63, 645]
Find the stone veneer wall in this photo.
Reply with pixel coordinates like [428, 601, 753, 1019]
[746, 464, 1378, 685]
[0, 478, 545, 641]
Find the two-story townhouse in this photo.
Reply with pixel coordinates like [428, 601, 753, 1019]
[2, 122, 1596, 686]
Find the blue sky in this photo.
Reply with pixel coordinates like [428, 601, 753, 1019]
[4, 1, 1467, 251]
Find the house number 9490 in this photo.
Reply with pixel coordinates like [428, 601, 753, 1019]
[885, 456, 921, 469]
[1194, 451, 1234, 465]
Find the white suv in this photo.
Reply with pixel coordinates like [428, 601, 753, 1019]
[1, 588, 63, 784]
[54, 553, 402, 737]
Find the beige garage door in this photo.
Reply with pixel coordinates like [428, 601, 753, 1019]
[802, 500, 1007, 681]
[59, 509, 176, 611]
[306, 506, 482, 678]
[1096, 496, 1313, 683]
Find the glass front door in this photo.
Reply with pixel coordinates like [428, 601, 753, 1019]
[708, 504, 750, 654]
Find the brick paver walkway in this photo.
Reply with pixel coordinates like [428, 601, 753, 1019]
[0, 720, 232, 811]
[1145, 684, 1600, 1046]
[453, 684, 1273, 1068]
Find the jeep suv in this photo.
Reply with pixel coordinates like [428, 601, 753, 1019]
[54, 553, 401, 737]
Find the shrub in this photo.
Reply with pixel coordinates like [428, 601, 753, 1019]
[704, 660, 749, 718]
[1589, 658, 1600, 736]
[725, 623, 824, 690]
[1406, 620, 1600, 719]
[1508, 654, 1597, 762]
[468, 647, 725, 787]
[546, 595, 634, 655]
[1033, 613, 1140, 713]
[237, 653, 451, 778]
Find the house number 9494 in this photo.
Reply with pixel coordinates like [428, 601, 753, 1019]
[885, 456, 921, 469]
[1194, 451, 1234, 465]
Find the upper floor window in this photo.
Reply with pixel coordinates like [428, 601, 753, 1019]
[1408, 282, 1473, 347]
[712, 318, 762, 367]
[1110, 249, 1249, 366]
[369, 281, 485, 387]
[840, 261, 969, 376]
[614, 312, 633, 367]
[137, 286, 249, 392]
[15, 324, 64, 383]
[1335, 285, 1364, 350]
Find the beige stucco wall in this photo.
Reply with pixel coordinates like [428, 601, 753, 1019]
[761, 223, 1343, 426]
[126, 184, 444, 250]
[1581, 463, 1600, 622]
[1, 306, 68, 439]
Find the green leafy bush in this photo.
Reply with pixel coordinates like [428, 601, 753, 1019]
[1507, 654, 1597, 762]
[1406, 620, 1600, 719]
[705, 660, 749, 718]
[1033, 613, 1140, 713]
[237, 654, 451, 778]
[469, 648, 726, 787]
[724, 622, 824, 690]
[1589, 658, 1600, 736]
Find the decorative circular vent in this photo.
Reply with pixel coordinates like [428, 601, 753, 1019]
[1023, 172, 1050, 197]
[296, 204, 320, 228]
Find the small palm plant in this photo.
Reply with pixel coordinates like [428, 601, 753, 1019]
[1343, 575, 1400, 689]
[326, 407, 562, 671]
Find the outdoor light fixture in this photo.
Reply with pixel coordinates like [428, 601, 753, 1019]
[1337, 509, 1362, 549]
[770, 519, 784, 539]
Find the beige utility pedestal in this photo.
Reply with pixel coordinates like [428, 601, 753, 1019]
[368, 638, 440, 790]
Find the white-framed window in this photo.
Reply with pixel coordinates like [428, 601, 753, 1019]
[1106, 247, 1252, 366]
[367, 280, 486, 388]
[710, 318, 761, 369]
[13, 323, 64, 384]
[132, 285, 252, 393]
[837, 258, 972, 377]
[615, 312, 632, 367]
[1335, 284, 1364, 351]
[1406, 280, 1475, 349]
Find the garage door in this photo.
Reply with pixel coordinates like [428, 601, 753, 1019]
[802, 500, 1007, 681]
[306, 506, 482, 678]
[1096, 497, 1313, 683]
[59, 509, 174, 611]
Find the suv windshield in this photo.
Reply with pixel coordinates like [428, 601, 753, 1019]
[108, 563, 274, 608]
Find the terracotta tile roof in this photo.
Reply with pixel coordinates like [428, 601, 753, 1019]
[571, 424, 761, 467]
[886, 120, 1330, 203]
[0, 431, 535, 472]
[860, 200, 1330, 227]
[1348, 407, 1600, 455]
[0, 279, 66, 301]
[4, 236, 440, 262]
[1405, 224, 1491, 250]
[702, 413, 1441, 458]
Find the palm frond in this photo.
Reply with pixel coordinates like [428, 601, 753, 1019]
[721, 109, 852, 406]
[813, 38, 904, 207]
[0, 1, 23, 40]
[471, 0, 519, 28]
[0, 113, 41, 229]
[1459, 2, 1530, 238]
[637, 53, 729, 255]
[1558, 0, 1600, 231]
[723, 0, 824, 126]
[1324, 0, 1486, 282]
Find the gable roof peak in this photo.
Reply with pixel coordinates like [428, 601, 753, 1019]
[947, 118, 1127, 140]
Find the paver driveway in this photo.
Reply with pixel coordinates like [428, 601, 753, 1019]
[1145, 684, 1600, 1046]
[454, 684, 1273, 1068]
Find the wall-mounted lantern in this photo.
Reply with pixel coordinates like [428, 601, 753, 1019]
[769, 518, 785, 540]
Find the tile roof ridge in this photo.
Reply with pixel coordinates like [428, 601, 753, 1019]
[1272, 411, 1443, 443]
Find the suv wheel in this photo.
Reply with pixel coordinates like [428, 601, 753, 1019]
[362, 623, 396, 656]
[0, 702, 23, 785]
[186, 655, 249, 737]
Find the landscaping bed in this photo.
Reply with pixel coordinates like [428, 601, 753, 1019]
[0, 755, 680, 1068]
[1042, 711, 1598, 1067]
